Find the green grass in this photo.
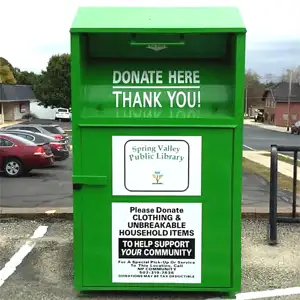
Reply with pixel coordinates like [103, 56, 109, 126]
[262, 153, 300, 167]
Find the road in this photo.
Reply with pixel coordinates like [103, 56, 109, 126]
[243, 124, 300, 151]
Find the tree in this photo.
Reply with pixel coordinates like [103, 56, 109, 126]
[35, 54, 71, 108]
[281, 66, 300, 83]
[263, 73, 279, 87]
[245, 69, 265, 112]
[14, 68, 40, 86]
[0, 57, 16, 84]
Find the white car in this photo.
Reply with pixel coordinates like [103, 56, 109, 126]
[55, 108, 72, 121]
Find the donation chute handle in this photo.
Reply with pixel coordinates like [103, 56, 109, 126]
[130, 33, 185, 46]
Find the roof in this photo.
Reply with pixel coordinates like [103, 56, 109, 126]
[0, 84, 36, 102]
[262, 82, 300, 103]
[70, 7, 246, 33]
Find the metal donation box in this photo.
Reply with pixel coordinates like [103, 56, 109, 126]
[70, 6, 246, 297]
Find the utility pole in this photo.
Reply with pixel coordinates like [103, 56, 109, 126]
[287, 70, 293, 131]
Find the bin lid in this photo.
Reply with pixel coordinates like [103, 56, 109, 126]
[71, 6, 246, 33]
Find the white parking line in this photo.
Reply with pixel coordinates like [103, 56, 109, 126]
[236, 286, 300, 299]
[45, 210, 56, 215]
[243, 144, 255, 151]
[0, 225, 48, 287]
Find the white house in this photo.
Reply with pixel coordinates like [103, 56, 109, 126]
[0, 84, 35, 124]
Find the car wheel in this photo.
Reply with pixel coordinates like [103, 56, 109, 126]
[3, 158, 23, 177]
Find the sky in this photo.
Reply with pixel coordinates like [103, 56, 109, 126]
[1, 0, 300, 77]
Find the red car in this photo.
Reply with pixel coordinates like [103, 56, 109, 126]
[0, 133, 54, 177]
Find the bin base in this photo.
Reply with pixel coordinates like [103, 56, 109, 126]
[221, 292, 236, 299]
[76, 290, 237, 299]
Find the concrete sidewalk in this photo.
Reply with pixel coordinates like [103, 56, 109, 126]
[242, 168, 299, 215]
[243, 150, 299, 179]
[244, 119, 291, 133]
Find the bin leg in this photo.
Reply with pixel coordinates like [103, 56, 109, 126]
[222, 292, 236, 299]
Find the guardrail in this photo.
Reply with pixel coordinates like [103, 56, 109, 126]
[269, 145, 300, 245]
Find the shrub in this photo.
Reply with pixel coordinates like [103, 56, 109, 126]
[21, 112, 38, 120]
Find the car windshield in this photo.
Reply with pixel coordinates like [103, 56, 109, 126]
[1, 134, 37, 146]
[42, 126, 65, 134]
[58, 108, 68, 112]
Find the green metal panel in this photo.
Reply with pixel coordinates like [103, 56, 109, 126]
[80, 127, 233, 289]
[80, 60, 235, 119]
[71, 7, 246, 33]
[87, 33, 230, 59]
[71, 6, 246, 297]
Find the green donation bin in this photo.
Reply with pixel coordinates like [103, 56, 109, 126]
[70, 6, 246, 298]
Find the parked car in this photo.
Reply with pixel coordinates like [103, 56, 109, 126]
[1, 130, 69, 161]
[3, 124, 69, 143]
[55, 108, 72, 121]
[0, 133, 54, 177]
[291, 121, 300, 134]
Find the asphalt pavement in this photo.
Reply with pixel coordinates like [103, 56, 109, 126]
[0, 123, 297, 209]
[243, 124, 300, 152]
[0, 158, 72, 208]
[0, 154, 294, 211]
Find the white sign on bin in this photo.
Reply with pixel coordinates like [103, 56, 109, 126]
[112, 136, 202, 196]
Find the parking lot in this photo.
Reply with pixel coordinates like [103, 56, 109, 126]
[0, 219, 300, 299]
[1, 121, 300, 299]
[0, 157, 72, 208]
[0, 119, 72, 208]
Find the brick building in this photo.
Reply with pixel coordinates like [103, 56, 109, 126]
[262, 82, 300, 127]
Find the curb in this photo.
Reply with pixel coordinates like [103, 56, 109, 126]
[242, 206, 300, 218]
[244, 121, 290, 134]
[0, 121, 24, 129]
[0, 207, 73, 221]
[1, 206, 299, 220]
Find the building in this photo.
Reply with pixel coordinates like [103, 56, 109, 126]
[0, 83, 36, 124]
[262, 82, 300, 126]
[30, 99, 57, 120]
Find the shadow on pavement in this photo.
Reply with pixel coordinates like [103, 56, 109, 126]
[242, 168, 300, 208]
